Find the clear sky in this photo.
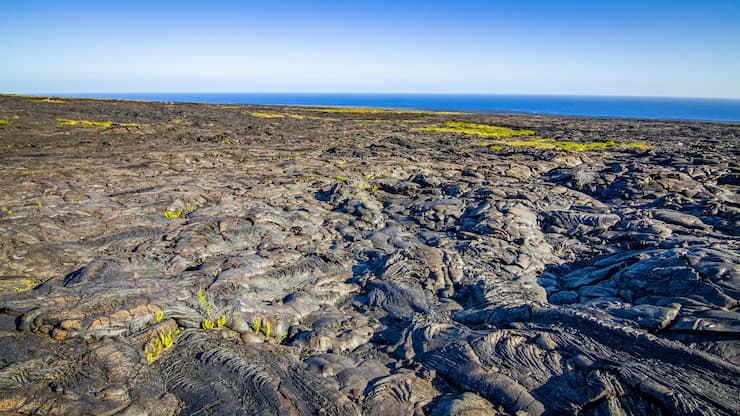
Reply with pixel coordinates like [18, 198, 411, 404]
[2, 1, 739, 98]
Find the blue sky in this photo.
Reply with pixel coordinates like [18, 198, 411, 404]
[2, 1, 739, 98]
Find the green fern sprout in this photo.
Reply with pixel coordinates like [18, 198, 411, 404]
[145, 343, 160, 363]
[195, 289, 226, 330]
[196, 289, 207, 307]
[252, 317, 261, 334]
[159, 330, 174, 348]
[145, 327, 178, 363]
[197, 289, 212, 318]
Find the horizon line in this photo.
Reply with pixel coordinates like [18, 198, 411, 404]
[5, 92, 740, 101]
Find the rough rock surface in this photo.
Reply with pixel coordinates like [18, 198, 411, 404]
[0, 95, 738, 415]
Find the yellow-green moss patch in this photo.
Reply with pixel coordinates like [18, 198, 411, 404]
[0, 277, 37, 292]
[163, 208, 183, 219]
[361, 119, 425, 124]
[624, 141, 652, 150]
[245, 111, 339, 121]
[247, 111, 286, 119]
[483, 137, 652, 152]
[415, 121, 536, 138]
[57, 118, 112, 128]
[56, 118, 141, 128]
[0, 119, 9, 125]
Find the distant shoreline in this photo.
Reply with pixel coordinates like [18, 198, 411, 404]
[4, 92, 740, 123]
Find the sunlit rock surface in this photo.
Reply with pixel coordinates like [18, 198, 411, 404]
[0, 95, 738, 415]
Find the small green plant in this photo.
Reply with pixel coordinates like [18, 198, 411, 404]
[154, 310, 164, 323]
[2, 207, 12, 216]
[0, 119, 9, 125]
[159, 328, 175, 348]
[196, 289, 226, 330]
[163, 208, 183, 219]
[144, 343, 160, 363]
[145, 327, 180, 363]
[264, 320, 271, 338]
[252, 317, 261, 334]
[575, 182, 583, 191]
[197, 289, 209, 314]
[197, 289, 212, 318]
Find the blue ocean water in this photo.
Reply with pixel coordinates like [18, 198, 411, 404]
[60, 93, 740, 122]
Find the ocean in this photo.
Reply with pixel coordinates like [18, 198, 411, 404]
[58, 93, 740, 122]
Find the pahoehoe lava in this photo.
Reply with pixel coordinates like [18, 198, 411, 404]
[0, 95, 738, 415]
